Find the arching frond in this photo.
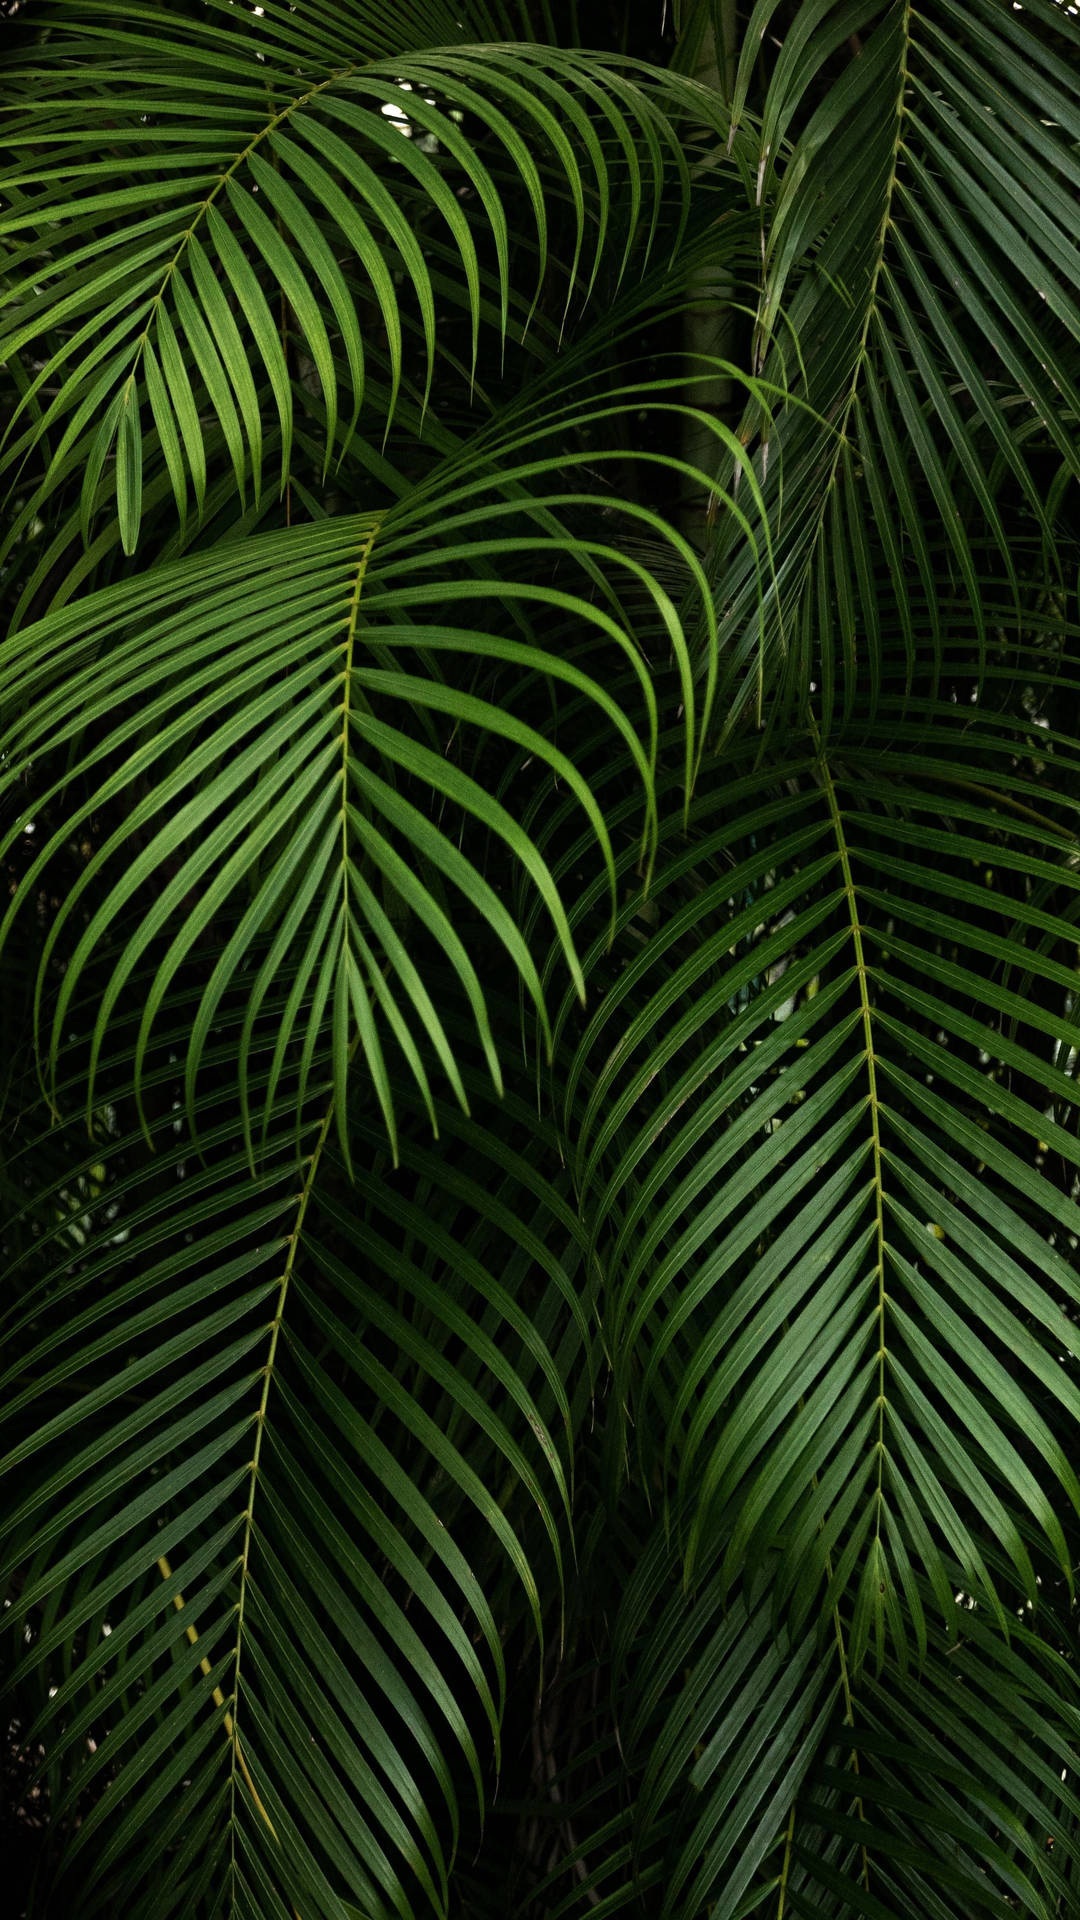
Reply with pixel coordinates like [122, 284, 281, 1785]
[0, 988, 585, 1920]
[605, 1527, 1080, 1920]
[0, 399, 744, 1154]
[548, 674, 1080, 1670]
[1, 3, 743, 555]
[711, 0, 1080, 727]
[6, 1, 1080, 1914]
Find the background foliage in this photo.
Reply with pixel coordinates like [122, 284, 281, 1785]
[4, 0, 1080, 1914]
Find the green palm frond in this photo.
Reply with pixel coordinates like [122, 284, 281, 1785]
[546, 675, 1080, 1667]
[6, 0, 1080, 1914]
[0, 405, 747, 1154]
[1, 3, 744, 557]
[710, 0, 1080, 726]
[0, 986, 585, 1920]
[613, 1535, 1080, 1920]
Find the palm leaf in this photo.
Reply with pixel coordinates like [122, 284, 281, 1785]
[0, 981, 586, 1920]
[708, 0, 1080, 728]
[6, 1, 1080, 1913]
[539, 663, 1080, 1673]
[0, 399, 738, 1151]
[1, 4, 746, 555]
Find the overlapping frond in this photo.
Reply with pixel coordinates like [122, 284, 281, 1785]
[0, 987, 585, 1920]
[0, 406, 744, 1153]
[603, 1529, 1080, 1920]
[710, 0, 1080, 726]
[0, 0, 745, 557]
[544, 679, 1080, 1672]
[6, 0, 1080, 1913]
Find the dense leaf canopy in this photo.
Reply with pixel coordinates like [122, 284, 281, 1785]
[3, 0, 1080, 1916]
